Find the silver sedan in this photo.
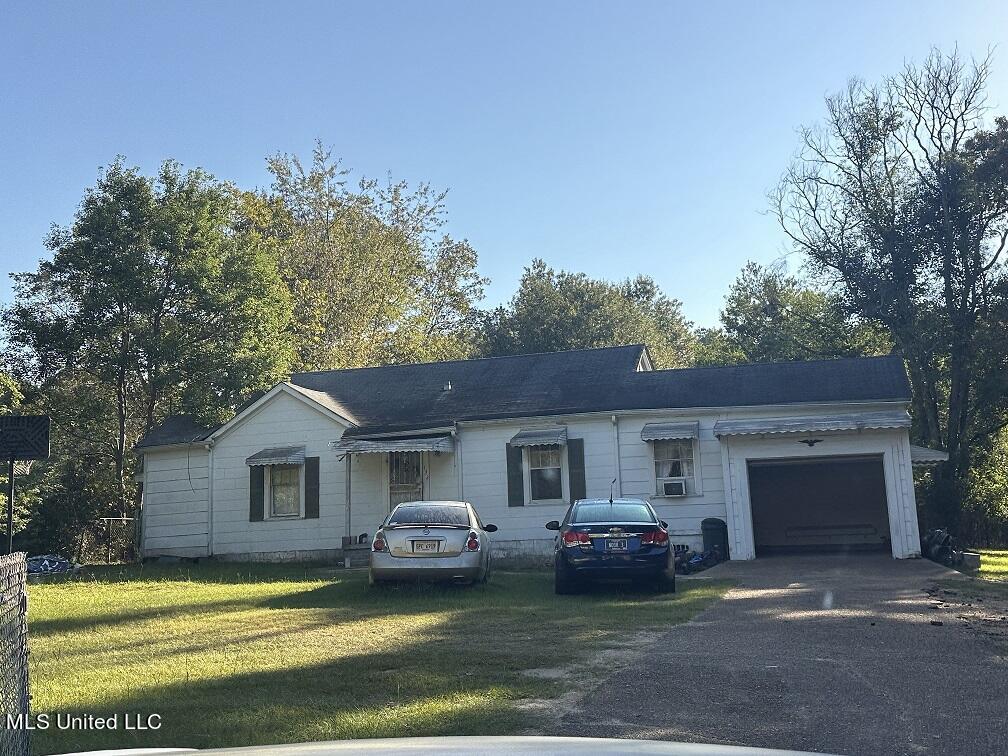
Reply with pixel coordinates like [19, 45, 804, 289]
[369, 501, 497, 585]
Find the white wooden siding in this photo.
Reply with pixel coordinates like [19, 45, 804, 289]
[426, 450, 459, 501]
[141, 391, 919, 561]
[348, 452, 386, 540]
[210, 392, 349, 557]
[614, 413, 726, 549]
[459, 416, 617, 550]
[142, 447, 210, 557]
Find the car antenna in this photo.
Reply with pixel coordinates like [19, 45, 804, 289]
[609, 478, 617, 504]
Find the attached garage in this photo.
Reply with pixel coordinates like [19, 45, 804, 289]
[714, 410, 927, 560]
[747, 456, 891, 554]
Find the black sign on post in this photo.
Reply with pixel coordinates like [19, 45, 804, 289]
[1, 416, 51, 555]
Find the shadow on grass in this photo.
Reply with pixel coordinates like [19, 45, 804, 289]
[263, 571, 676, 610]
[30, 568, 730, 755]
[29, 594, 275, 637]
[31, 615, 544, 756]
[73, 561, 338, 584]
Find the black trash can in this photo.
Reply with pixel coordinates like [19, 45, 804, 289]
[701, 518, 729, 560]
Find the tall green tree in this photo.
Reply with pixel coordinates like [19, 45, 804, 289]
[0, 371, 21, 413]
[3, 159, 292, 519]
[262, 143, 487, 370]
[963, 427, 1008, 546]
[696, 262, 890, 365]
[478, 259, 695, 368]
[0, 372, 24, 537]
[773, 49, 1008, 528]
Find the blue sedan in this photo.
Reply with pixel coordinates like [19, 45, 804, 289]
[546, 498, 676, 595]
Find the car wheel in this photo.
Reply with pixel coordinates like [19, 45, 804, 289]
[653, 570, 676, 594]
[368, 571, 386, 587]
[554, 560, 579, 595]
[481, 559, 491, 584]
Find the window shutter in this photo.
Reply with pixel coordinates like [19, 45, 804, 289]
[249, 466, 265, 521]
[305, 457, 320, 519]
[567, 438, 586, 502]
[506, 443, 524, 507]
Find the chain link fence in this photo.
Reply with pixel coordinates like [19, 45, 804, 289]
[81, 518, 137, 564]
[0, 553, 29, 756]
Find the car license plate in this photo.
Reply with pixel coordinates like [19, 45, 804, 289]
[606, 538, 628, 552]
[413, 540, 438, 553]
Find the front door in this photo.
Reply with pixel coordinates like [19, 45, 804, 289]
[389, 451, 423, 509]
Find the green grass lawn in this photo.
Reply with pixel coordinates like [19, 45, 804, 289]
[29, 564, 728, 754]
[976, 549, 1008, 582]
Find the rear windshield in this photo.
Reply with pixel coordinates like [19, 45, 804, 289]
[571, 502, 655, 524]
[388, 504, 470, 526]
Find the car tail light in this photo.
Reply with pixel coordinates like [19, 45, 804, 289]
[466, 533, 480, 551]
[641, 530, 669, 546]
[562, 531, 591, 547]
[372, 533, 386, 552]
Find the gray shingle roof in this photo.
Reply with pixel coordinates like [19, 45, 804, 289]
[135, 415, 212, 450]
[138, 347, 911, 448]
[611, 355, 911, 414]
[292, 345, 648, 435]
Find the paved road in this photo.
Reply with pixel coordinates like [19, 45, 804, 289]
[554, 554, 1008, 756]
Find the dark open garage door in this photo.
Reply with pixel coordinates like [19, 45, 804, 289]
[747, 455, 891, 554]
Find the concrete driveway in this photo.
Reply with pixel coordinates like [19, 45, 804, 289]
[553, 554, 1008, 756]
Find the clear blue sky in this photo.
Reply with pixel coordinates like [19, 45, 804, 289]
[2, 1, 1006, 327]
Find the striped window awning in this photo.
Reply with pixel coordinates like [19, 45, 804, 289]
[246, 446, 306, 466]
[713, 411, 911, 438]
[910, 445, 949, 466]
[331, 435, 455, 454]
[510, 426, 568, 447]
[641, 422, 699, 442]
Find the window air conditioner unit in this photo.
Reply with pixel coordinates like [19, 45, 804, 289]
[661, 478, 687, 497]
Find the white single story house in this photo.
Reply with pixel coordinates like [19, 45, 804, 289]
[135, 345, 947, 562]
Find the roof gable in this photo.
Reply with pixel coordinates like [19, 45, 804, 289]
[207, 383, 354, 442]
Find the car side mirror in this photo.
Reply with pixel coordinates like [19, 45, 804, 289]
[660, 521, 668, 529]
[484, 523, 498, 533]
[545, 520, 560, 531]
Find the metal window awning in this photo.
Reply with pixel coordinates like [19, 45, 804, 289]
[910, 445, 949, 466]
[713, 410, 911, 438]
[641, 422, 699, 442]
[331, 435, 455, 454]
[510, 426, 568, 447]
[246, 446, 306, 466]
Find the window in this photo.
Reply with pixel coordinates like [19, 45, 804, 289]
[270, 464, 300, 517]
[571, 501, 655, 524]
[529, 445, 563, 500]
[388, 503, 470, 527]
[654, 439, 695, 496]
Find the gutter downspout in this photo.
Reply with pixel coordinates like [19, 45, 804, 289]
[454, 424, 463, 501]
[140, 454, 148, 559]
[206, 441, 214, 556]
[344, 453, 352, 568]
[611, 415, 622, 497]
